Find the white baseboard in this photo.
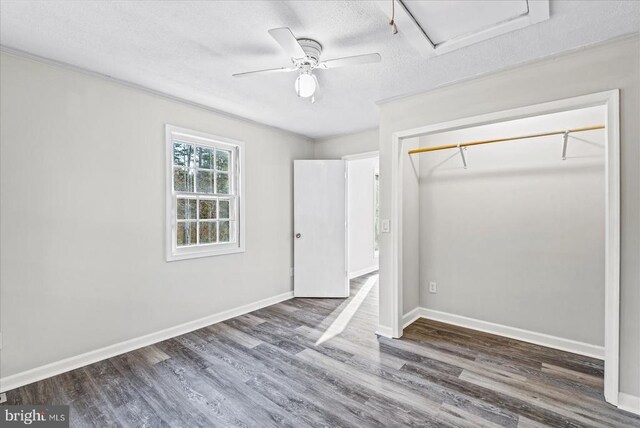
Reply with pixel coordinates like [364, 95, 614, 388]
[402, 307, 423, 329]
[375, 325, 394, 338]
[618, 393, 640, 415]
[402, 307, 604, 360]
[348, 265, 379, 279]
[0, 291, 294, 394]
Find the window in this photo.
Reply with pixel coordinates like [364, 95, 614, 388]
[166, 125, 244, 261]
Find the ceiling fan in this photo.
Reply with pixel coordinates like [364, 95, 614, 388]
[233, 27, 381, 102]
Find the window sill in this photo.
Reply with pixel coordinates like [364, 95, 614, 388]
[166, 245, 245, 262]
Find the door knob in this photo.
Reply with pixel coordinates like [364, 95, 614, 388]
[295, 233, 302, 239]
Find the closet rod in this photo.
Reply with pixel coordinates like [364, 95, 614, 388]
[408, 125, 605, 155]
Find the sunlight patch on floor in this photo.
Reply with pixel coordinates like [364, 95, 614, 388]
[315, 274, 378, 345]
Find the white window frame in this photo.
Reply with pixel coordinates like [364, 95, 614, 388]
[165, 125, 245, 261]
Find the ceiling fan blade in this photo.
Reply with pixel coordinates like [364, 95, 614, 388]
[268, 27, 306, 59]
[319, 53, 381, 69]
[232, 66, 296, 78]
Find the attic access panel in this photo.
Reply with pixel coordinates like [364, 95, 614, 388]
[404, 1, 528, 45]
[388, 0, 549, 55]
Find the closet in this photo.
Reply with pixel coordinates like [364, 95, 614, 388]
[408, 105, 606, 349]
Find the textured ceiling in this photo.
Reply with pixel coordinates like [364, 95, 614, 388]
[1, 1, 638, 139]
[403, 1, 529, 45]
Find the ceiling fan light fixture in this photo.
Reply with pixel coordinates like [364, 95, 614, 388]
[295, 73, 317, 98]
[233, 27, 381, 102]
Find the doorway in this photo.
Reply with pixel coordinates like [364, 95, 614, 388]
[387, 90, 620, 405]
[343, 151, 380, 279]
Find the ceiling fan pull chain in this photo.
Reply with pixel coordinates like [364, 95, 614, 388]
[389, 0, 398, 34]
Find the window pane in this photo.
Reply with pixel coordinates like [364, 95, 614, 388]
[176, 221, 197, 246]
[219, 199, 230, 219]
[174, 167, 193, 192]
[196, 170, 214, 193]
[216, 172, 229, 194]
[197, 147, 214, 169]
[173, 142, 193, 166]
[199, 221, 217, 244]
[216, 150, 230, 171]
[219, 221, 230, 242]
[199, 199, 217, 219]
[177, 198, 197, 220]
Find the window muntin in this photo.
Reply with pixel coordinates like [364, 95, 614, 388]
[174, 196, 235, 247]
[172, 142, 233, 195]
[166, 126, 243, 260]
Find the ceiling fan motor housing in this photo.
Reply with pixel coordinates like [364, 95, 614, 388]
[295, 39, 322, 68]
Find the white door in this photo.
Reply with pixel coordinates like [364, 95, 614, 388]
[294, 160, 348, 298]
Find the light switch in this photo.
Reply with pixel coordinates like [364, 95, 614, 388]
[381, 219, 390, 233]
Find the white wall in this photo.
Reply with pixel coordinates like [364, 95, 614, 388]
[314, 129, 379, 160]
[418, 106, 605, 346]
[377, 36, 640, 396]
[0, 52, 313, 378]
[347, 157, 379, 277]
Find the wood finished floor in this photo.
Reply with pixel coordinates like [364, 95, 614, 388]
[4, 273, 639, 427]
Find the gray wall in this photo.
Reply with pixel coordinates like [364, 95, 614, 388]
[378, 36, 640, 396]
[418, 106, 605, 346]
[402, 138, 421, 317]
[313, 129, 379, 160]
[0, 52, 313, 377]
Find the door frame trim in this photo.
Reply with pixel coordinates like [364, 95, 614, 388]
[342, 150, 380, 161]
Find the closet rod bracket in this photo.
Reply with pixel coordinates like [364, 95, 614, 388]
[561, 130, 570, 160]
[457, 143, 467, 169]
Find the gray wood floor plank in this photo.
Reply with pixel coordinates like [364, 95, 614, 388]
[3, 272, 639, 428]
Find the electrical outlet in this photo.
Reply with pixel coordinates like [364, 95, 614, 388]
[381, 219, 390, 233]
[429, 281, 437, 293]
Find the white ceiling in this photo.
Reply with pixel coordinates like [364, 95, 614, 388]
[1, 1, 638, 139]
